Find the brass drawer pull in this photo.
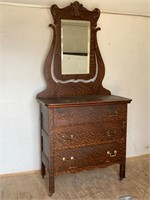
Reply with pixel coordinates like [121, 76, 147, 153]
[107, 150, 117, 157]
[62, 157, 66, 161]
[62, 134, 74, 141]
[62, 156, 74, 161]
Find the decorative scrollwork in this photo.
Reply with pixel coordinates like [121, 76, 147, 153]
[70, 1, 82, 16]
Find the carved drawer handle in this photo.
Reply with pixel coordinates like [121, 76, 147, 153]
[62, 134, 74, 141]
[62, 156, 74, 161]
[107, 150, 117, 157]
[107, 131, 116, 137]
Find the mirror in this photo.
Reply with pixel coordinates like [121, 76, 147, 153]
[61, 20, 90, 75]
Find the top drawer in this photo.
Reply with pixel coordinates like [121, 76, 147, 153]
[54, 104, 127, 127]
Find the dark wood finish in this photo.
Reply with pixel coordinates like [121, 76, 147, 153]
[37, 1, 110, 99]
[55, 141, 126, 173]
[54, 122, 125, 150]
[38, 95, 131, 196]
[36, 1, 132, 196]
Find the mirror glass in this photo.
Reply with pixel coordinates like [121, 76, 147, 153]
[61, 20, 90, 75]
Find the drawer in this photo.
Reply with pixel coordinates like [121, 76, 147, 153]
[54, 122, 126, 150]
[54, 104, 127, 127]
[55, 141, 126, 173]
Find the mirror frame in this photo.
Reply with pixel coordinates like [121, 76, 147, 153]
[52, 2, 99, 82]
[37, 1, 110, 98]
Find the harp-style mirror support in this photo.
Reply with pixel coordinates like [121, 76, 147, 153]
[37, 1, 110, 98]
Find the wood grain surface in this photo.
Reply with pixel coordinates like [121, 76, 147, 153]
[39, 96, 130, 195]
[55, 141, 126, 174]
[37, 1, 111, 99]
[54, 122, 125, 150]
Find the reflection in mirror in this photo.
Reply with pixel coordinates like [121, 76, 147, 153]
[61, 20, 90, 75]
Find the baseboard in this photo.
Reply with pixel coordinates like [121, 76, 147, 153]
[127, 153, 150, 159]
[0, 169, 40, 177]
[0, 154, 149, 177]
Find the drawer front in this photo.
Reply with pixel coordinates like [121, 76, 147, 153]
[54, 104, 127, 127]
[55, 122, 126, 150]
[55, 141, 126, 173]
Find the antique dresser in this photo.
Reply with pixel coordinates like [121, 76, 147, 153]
[37, 1, 132, 196]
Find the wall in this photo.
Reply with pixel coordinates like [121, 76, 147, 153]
[148, 18, 150, 145]
[99, 14, 149, 157]
[0, 5, 50, 174]
[0, 2, 149, 174]
[0, 0, 149, 16]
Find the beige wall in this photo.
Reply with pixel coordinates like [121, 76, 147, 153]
[0, 3, 149, 174]
[148, 18, 150, 144]
[0, 0, 149, 16]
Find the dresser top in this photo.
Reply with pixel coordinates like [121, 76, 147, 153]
[37, 95, 132, 108]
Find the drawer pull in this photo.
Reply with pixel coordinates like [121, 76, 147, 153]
[107, 150, 117, 157]
[107, 131, 116, 137]
[62, 157, 66, 161]
[62, 156, 74, 161]
[62, 134, 74, 141]
[70, 156, 74, 160]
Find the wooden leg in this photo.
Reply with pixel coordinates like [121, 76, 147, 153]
[49, 174, 55, 196]
[41, 162, 46, 178]
[120, 162, 125, 180]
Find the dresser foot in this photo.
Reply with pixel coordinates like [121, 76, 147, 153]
[49, 175, 55, 196]
[119, 163, 125, 180]
[49, 192, 53, 197]
[41, 162, 46, 178]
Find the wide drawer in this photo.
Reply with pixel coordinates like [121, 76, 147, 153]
[55, 141, 126, 173]
[54, 122, 126, 150]
[54, 104, 127, 127]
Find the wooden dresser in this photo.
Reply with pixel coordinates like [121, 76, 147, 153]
[37, 95, 131, 195]
[37, 1, 132, 196]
